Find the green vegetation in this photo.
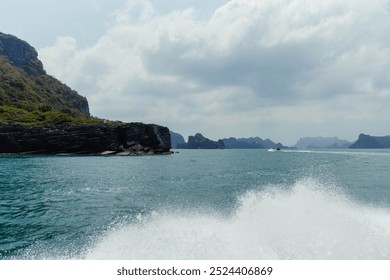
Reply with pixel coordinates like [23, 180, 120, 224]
[0, 105, 120, 126]
[0, 56, 121, 127]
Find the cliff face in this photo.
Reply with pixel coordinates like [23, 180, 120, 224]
[0, 32, 90, 123]
[350, 134, 390, 149]
[0, 32, 45, 76]
[0, 123, 171, 155]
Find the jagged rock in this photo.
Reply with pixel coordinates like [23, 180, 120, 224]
[0, 122, 172, 155]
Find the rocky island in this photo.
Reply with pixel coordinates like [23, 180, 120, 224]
[294, 137, 352, 149]
[0, 32, 171, 155]
[178, 133, 225, 149]
[222, 136, 287, 149]
[350, 134, 390, 149]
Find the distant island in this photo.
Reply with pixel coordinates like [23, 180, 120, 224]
[170, 131, 288, 149]
[170, 131, 186, 149]
[294, 137, 352, 149]
[350, 134, 390, 148]
[0, 32, 171, 155]
[170, 132, 390, 150]
[294, 135, 390, 149]
[177, 133, 225, 149]
[222, 137, 287, 149]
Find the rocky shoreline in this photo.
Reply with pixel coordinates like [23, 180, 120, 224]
[0, 123, 172, 155]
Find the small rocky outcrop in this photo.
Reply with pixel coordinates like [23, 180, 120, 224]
[178, 133, 224, 149]
[0, 123, 172, 155]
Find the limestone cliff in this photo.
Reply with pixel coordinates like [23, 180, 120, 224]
[0, 31, 90, 123]
[0, 123, 171, 155]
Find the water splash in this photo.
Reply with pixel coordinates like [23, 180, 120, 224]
[85, 178, 390, 259]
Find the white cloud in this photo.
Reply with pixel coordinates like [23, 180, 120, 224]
[39, 0, 390, 145]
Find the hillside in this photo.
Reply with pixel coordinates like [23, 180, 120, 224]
[0, 32, 103, 126]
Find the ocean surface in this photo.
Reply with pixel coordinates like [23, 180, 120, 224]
[1, 149, 390, 260]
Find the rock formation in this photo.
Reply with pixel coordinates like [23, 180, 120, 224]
[222, 136, 287, 149]
[350, 134, 390, 148]
[0, 123, 171, 155]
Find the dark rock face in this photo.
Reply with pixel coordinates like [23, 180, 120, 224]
[0, 32, 45, 76]
[178, 133, 224, 149]
[0, 123, 171, 155]
[350, 134, 390, 148]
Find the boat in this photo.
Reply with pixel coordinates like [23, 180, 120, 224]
[267, 148, 281, 152]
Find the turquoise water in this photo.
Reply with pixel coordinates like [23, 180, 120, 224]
[1, 149, 390, 259]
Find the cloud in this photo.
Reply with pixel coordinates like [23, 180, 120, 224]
[39, 0, 390, 144]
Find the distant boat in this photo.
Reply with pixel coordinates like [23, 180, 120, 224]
[267, 148, 281, 152]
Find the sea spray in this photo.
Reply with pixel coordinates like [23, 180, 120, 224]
[85, 178, 390, 259]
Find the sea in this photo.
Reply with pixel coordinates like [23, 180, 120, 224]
[1, 149, 390, 260]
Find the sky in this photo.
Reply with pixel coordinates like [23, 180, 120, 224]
[1, 0, 390, 145]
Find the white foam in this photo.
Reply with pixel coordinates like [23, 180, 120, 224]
[85, 178, 390, 259]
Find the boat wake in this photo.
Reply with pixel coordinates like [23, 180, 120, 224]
[85, 178, 390, 259]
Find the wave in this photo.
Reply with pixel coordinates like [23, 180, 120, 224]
[84, 178, 390, 259]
